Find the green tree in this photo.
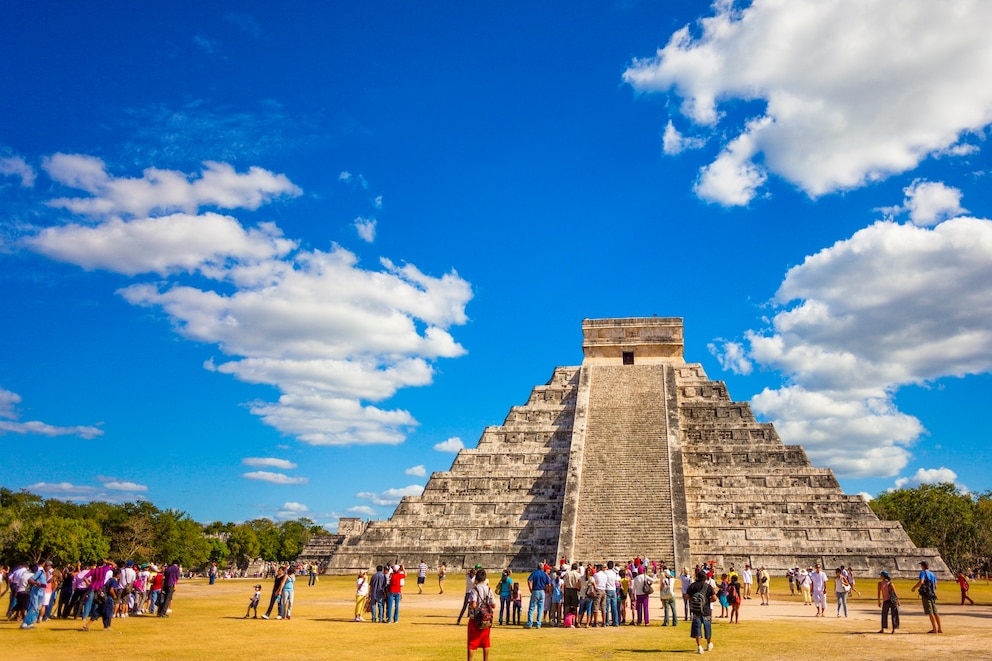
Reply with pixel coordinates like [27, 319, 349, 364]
[226, 524, 260, 570]
[13, 515, 109, 565]
[871, 482, 977, 570]
[153, 509, 211, 568]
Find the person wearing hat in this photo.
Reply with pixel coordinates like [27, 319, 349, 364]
[876, 571, 899, 633]
[245, 583, 262, 618]
[911, 560, 942, 633]
[385, 563, 405, 623]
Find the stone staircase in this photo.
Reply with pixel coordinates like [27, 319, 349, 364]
[568, 364, 678, 565]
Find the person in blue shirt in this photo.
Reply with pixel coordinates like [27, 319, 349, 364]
[911, 560, 942, 634]
[20, 561, 49, 629]
[525, 564, 550, 628]
[496, 570, 514, 625]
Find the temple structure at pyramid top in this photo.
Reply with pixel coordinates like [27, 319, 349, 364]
[309, 317, 947, 578]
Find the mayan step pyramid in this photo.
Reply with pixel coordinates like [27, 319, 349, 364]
[315, 318, 947, 578]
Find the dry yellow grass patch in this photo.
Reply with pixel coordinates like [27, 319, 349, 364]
[2, 574, 990, 660]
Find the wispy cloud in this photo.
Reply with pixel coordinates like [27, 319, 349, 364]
[404, 464, 427, 477]
[0, 155, 36, 187]
[242, 471, 308, 485]
[242, 457, 298, 470]
[0, 386, 103, 439]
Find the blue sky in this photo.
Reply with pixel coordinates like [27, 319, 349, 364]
[2, 1, 991, 529]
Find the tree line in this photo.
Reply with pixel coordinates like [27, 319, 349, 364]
[0, 488, 323, 570]
[870, 482, 992, 574]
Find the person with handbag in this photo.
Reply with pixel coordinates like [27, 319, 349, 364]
[876, 571, 899, 634]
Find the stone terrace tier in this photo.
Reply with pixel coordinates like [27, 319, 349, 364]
[319, 367, 579, 573]
[675, 362, 948, 578]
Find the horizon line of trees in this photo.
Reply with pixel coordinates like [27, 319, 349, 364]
[0, 488, 326, 570]
[869, 482, 992, 573]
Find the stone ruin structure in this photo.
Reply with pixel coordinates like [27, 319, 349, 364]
[309, 317, 947, 578]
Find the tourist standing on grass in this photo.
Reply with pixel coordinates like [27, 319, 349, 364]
[354, 570, 369, 621]
[159, 561, 180, 617]
[835, 567, 851, 617]
[679, 567, 692, 620]
[417, 560, 428, 594]
[660, 570, 678, 626]
[956, 571, 975, 605]
[911, 560, 942, 634]
[741, 565, 753, 600]
[467, 569, 496, 661]
[727, 575, 741, 623]
[496, 569, 513, 625]
[525, 562, 550, 628]
[368, 565, 387, 623]
[386, 564, 405, 623]
[631, 565, 654, 626]
[438, 562, 446, 594]
[279, 566, 295, 619]
[797, 567, 812, 605]
[261, 566, 286, 619]
[456, 566, 478, 625]
[876, 571, 899, 634]
[687, 570, 716, 654]
[810, 564, 827, 617]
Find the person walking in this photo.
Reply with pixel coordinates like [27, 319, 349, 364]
[467, 569, 496, 661]
[835, 567, 851, 617]
[660, 570, 678, 626]
[956, 571, 975, 605]
[687, 570, 716, 654]
[876, 571, 899, 634]
[417, 560, 428, 594]
[261, 566, 286, 619]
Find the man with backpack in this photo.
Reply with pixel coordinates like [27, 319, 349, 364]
[911, 560, 942, 633]
[687, 570, 716, 654]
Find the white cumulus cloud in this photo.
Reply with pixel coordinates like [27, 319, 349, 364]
[893, 467, 959, 490]
[433, 437, 464, 453]
[356, 484, 424, 506]
[404, 464, 427, 477]
[23, 157, 473, 449]
[44, 155, 302, 217]
[722, 197, 992, 477]
[624, 0, 992, 204]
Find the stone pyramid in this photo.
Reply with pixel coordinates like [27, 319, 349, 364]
[316, 318, 947, 578]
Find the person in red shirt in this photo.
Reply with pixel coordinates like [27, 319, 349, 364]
[386, 564, 405, 622]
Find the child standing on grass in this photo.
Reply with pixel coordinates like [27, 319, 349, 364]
[245, 584, 261, 618]
[510, 582, 522, 625]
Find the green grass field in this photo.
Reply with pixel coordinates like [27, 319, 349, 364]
[3, 575, 990, 660]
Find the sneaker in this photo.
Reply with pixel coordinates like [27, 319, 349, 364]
[707, 643, 714, 652]
[697, 646, 704, 655]
[276, 616, 282, 620]
[261, 615, 269, 619]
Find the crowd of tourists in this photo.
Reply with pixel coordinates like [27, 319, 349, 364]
[2, 559, 181, 631]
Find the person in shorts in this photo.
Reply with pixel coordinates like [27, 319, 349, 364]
[911, 561, 942, 633]
[687, 570, 716, 654]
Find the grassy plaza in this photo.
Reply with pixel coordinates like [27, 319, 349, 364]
[2, 573, 989, 660]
